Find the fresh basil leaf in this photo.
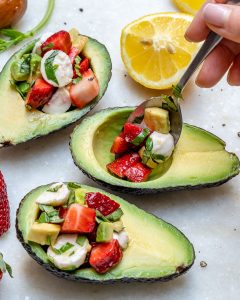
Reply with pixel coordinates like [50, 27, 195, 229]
[76, 236, 87, 246]
[5, 262, 13, 278]
[37, 212, 50, 223]
[151, 153, 166, 162]
[42, 42, 54, 52]
[142, 149, 151, 164]
[47, 184, 63, 192]
[161, 95, 178, 112]
[44, 50, 59, 85]
[53, 242, 74, 255]
[10, 80, 30, 99]
[67, 182, 82, 190]
[132, 128, 150, 146]
[145, 137, 153, 151]
[172, 84, 183, 100]
[75, 56, 82, 65]
[72, 77, 82, 85]
[68, 190, 76, 206]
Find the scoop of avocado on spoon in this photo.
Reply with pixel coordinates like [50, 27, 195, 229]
[128, 0, 240, 145]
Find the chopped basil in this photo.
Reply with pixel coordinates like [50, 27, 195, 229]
[72, 77, 82, 85]
[0, 253, 13, 278]
[37, 204, 64, 224]
[38, 212, 50, 223]
[67, 182, 82, 190]
[45, 235, 52, 245]
[75, 56, 82, 65]
[172, 84, 183, 100]
[162, 95, 178, 112]
[151, 153, 165, 162]
[10, 80, 31, 99]
[42, 42, 54, 52]
[68, 190, 76, 206]
[67, 183, 82, 206]
[132, 128, 150, 146]
[145, 137, 153, 151]
[142, 149, 151, 165]
[44, 50, 59, 85]
[76, 235, 87, 246]
[47, 184, 63, 193]
[52, 242, 74, 255]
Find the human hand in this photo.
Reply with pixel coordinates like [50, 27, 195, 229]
[185, 0, 240, 87]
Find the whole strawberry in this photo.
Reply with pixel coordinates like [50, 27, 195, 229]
[0, 171, 10, 237]
[0, 253, 12, 281]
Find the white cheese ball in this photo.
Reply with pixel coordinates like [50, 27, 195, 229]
[35, 182, 70, 206]
[42, 88, 72, 114]
[113, 230, 129, 250]
[41, 50, 73, 87]
[47, 234, 91, 270]
[32, 32, 53, 55]
[150, 131, 174, 158]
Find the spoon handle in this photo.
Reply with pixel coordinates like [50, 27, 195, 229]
[177, 0, 240, 91]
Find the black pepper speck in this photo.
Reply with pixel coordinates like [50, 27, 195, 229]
[222, 124, 226, 127]
[79, 8, 84, 12]
[237, 132, 240, 137]
[200, 261, 207, 268]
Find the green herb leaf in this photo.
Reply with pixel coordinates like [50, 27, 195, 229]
[145, 137, 153, 151]
[41, 42, 54, 52]
[45, 235, 52, 245]
[76, 236, 87, 246]
[142, 149, 151, 165]
[47, 184, 63, 193]
[38, 212, 50, 223]
[161, 95, 178, 112]
[132, 128, 150, 146]
[75, 56, 82, 65]
[68, 190, 76, 206]
[10, 80, 30, 99]
[52, 242, 74, 255]
[172, 84, 183, 99]
[72, 77, 82, 85]
[44, 50, 59, 85]
[0, 253, 13, 278]
[151, 153, 165, 162]
[67, 182, 82, 190]
[38, 205, 64, 224]
[5, 262, 13, 278]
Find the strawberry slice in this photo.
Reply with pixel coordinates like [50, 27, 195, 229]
[85, 192, 120, 216]
[111, 136, 131, 154]
[59, 207, 68, 219]
[61, 204, 96, 233]
[69, 69, 99, 109]
[122, 123, 143, 143]
[41, 30, 72, 56]
[89, 239, 122, 273]
[73, 57, 90, 78]
[107, 153, 141, 178]
[26, 79, 55, 109]
[0, 171, 10, 237]
[69, 47, 80, 65]
[124, 162, 151, 182]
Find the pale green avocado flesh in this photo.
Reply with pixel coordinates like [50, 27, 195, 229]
[0, 37, 111, 147]
[70, 107, 240, 194]
[16, 184, 194, 282]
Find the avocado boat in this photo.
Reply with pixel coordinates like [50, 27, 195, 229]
[0, 31, 111, 147]
[16, 183, 194, 283]
[70, 107, 240, 194]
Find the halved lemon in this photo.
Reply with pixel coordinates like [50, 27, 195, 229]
[173, 0, 205, 15]
[121, 13, 200, 90]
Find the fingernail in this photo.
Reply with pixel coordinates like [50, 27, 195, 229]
[203, 4, 231, 27]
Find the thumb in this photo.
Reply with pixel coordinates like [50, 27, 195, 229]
[203, 3, 240, 43]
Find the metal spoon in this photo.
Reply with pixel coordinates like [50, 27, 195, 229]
[127, 0, 240, 145]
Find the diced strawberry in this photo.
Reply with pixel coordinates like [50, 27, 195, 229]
[89, 239, 122, 274]
[87, 224, 98, 243]
[111, 136, 131, 154]
[69, 69, 99, 109]
[107, 153, 141, 178]
[26, 79, 55, 109]
[73, 57, 90, 78]
[85, 192, 120, 216]
[69, 47, 80, 65]
[61, 204, 96, 233]
[59, 207, 68, 219]
[124, 162, 151, 183]
[0, 172, 10, 237]
[41, 30, 72, 56]
[123, 123, 143, 143]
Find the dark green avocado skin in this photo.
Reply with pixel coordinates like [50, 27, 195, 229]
[0, 37, 112, 148]
[70, 107, 240, 195]
[16, 185, 195, 284]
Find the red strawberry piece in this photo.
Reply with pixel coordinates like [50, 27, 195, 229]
[87, 224, 98, 243]
[110, 136, 131, 154]
[0, 172, 10, 237]
[61, 204, 96, 233]
[73, 57, 90, 78]
[85, 192, 120, 216]
[122, 123, 143, 143]
[124, 162, 151, 183]
[41, 30, 72, 56]
[89, 239, 122, 274]
[107, 152, 141, 178]
[26, 79, 55, 109]
[69, 47, 80, 65]
[59, 207, 68, 219]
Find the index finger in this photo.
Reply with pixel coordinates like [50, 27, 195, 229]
[185, 0, 226, 42]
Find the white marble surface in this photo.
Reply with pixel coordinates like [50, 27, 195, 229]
[0, 0, 240, 299]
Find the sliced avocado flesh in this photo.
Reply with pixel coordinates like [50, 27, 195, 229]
[16, 184, 194, 282]
[0, 37, 112, 147]
[70, 107, 240, 194]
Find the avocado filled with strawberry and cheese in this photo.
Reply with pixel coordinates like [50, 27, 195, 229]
[10, 29, 100, 113]
[107, 106, 175, 183]
[25, 182, 128, 274]
[16, 183, 195, 283]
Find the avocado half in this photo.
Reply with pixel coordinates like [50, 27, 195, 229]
[0, 37, 112, 147]
[16, 183, 194, 283]
[70, 107, 240, 194]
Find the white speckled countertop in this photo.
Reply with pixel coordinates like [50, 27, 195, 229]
[0, 0, 240, 299]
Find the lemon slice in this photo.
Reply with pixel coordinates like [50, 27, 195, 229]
[173, 0, 205, 15]
[121, 13, 200, 90]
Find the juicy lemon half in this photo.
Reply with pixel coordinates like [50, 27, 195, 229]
[121, 13, 200, 90]
[173, 0, 205, 15]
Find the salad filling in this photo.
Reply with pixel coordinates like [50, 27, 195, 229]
[10, 29, 99, 114]
[107, 105, 175, 182]
[26, 182, 129, 274]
